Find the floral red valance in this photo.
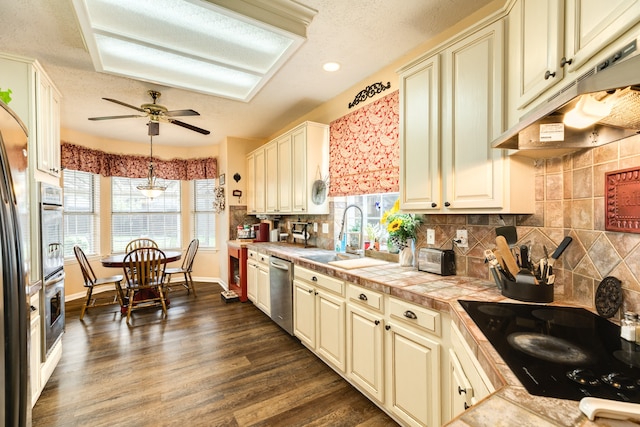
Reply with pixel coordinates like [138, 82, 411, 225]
[61, 142, 217, 180]
[329, 90, 399, 197]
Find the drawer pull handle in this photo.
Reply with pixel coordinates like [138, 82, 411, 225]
[311, 276, 318, 282]
[358, 293, 368, 301]
[30, 305, 37, 312]
[374, 320, 380, 325]
[458, 386, 467, 395]
[403, 310, 417, 319]
[307, 289, 314, 294]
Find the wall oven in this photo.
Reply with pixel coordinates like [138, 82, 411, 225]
[40, 183, 64, 358]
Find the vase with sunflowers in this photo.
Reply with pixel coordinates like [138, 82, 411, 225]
[380, 199, 420, 266]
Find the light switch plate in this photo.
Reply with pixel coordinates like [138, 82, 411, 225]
[322, 223, 329, 234]
[427, 229, 435, 244]
[313, 222, 318, 232]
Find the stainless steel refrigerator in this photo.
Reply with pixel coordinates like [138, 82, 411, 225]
[0, 100, 30, 426]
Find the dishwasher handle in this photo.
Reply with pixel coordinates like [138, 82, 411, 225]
[270, 260, 290, 271]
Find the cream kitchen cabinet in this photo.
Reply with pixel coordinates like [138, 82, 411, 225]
[510, 0, 640, 110]
[0, 53, 61, 181]
[385, 297, 441, 427]
[346, 284, 385, 403]
[399, 21, 534, 214]
[29, 291, 42, 406]
[246, 148, 266, 214]
[246, 250, 258, 303]
[444, 322, 494, 423]
[247, 121, 329, 215]
[256, 253, 270, 316]
[293, 266, 346, 372]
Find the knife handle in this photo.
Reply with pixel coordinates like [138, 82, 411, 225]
[496, 235, 520, 279]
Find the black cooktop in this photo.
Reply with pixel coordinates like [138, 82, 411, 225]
[459, 300, 640, 403]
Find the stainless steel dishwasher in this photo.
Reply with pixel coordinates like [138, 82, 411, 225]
[269, 256, 294, 335]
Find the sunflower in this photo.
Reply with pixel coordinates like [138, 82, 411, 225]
[387, 219, 402, 233]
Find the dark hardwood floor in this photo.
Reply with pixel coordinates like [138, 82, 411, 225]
[32, 282, 398, 426]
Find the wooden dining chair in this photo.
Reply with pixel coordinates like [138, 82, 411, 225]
[73, 245, 125, 320]
[165, 239, 199, 296]
[122, 247, 168, 324]
[125, 238, 158, 252]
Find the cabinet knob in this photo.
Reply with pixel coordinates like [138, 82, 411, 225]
[560, 57, 573, 67]
[403, 310, 417, 319]
[444, 202, 450, 207]
[358, 293, 368, 301]
[458, 386, 467, 395]
[30, 305, 36, 312]
[544, 70, 556, 80]
[311, 276, 318, 282]
[374, 320, 380, 325]
[307, 289, 314, 294]
[464, 402, 470, 410]
[314, 291, 318, 296]
[431, 202, 437, 208]
[385, 325, 391, 331]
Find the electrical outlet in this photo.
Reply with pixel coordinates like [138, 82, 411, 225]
[313, 222, 318, 232]
[427, 229, 435, 245]
[456, 229, 468, 248]
[322, 223, 329, 234]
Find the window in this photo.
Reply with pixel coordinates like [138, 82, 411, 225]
[112, 177, 181, 252]
[192, 179, 216, 248]
[344, 192, 399, 249]
[63, 170, 100, 257]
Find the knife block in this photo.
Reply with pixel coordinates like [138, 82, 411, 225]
[501, 278, 554, 303]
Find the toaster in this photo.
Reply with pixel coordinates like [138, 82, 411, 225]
[417, 248, 456, 276]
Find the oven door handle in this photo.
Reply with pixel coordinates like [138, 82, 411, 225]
[46, 273, 65, 286]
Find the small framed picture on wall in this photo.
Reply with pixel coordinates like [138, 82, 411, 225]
[219, 174, 226, 186]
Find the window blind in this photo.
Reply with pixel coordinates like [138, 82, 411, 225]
[192, 179, 216, 248]
[63, 170, 100, 257]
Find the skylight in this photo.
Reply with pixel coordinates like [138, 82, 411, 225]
[72, 0, 315, 102]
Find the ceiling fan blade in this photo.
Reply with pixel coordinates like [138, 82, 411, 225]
[102, 97, 147, 113]
[88, 114, 146, 121]
[168, 119, 210, 135]
[164, 109, 200, 117]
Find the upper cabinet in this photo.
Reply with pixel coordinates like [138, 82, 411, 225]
[0, 53, 61, 181]
[399, 20, 534, 214]
[512, 0, 640, 110]
[247, 121, 329, 216]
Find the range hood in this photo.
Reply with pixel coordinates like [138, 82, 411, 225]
[493, 39, 640, 156]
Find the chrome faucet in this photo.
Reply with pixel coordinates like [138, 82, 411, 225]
[338, 204, 364, 256]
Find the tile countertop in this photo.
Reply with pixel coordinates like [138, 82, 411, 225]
[248, 242, 640, 427]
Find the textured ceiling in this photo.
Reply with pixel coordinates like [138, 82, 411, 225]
[0, 0, 495, 147]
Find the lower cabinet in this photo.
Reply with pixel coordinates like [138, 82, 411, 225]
[29, 291, 42, 406]
[293, 266, 346, 372]
[247, 251, 270, 316]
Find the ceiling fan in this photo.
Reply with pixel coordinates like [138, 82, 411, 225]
[88, 90, 211, 136]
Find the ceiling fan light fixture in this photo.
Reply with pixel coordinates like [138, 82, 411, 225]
[137, 134, 166, 198]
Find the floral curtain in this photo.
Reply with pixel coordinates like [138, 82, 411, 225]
[328, 90, 399, 197]
[61, 142, 217, 180]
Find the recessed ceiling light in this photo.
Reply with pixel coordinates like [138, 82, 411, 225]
[323, 62, 341, 72]
[71, 0, 317, 102]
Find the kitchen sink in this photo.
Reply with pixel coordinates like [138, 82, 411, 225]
[299, 252, 361, 264]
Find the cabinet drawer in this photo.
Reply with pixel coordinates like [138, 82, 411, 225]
[30, 292, 40, 317]
[258, 253, 269, 264]
[248, 250, 257, 260]
[388, 297, 440, 336]
[347, 283, 383, 312]
[295, 266, 344, 295]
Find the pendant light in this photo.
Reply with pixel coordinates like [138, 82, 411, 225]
[137, 134, 166, 198]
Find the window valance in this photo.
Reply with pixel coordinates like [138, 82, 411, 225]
[61, 142, 217, 180]
[328, 90, 399, 197]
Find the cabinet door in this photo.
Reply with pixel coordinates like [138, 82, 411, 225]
[257, 265, 270, 316]
[36, 74, 52, 176]
[293, 279, 316, 348]
[386, 322, 440, 427]
[399, 55, 441, 211]
[447, 348, 473, 422]
[291, 127, 307, 213]
[277, 135, 292, 212]
[347, 303, 384, 402]
[246, 260, 258, 303]
[254, 149, 266, 213]
[246, 153, 256, 213]
[29, 293, 41, 406]
[565, 0, 640, 71]
[316, 290, 346, 372]
[50, 87, 61, 176]
[265, 142, 279, 213]
[442, 21, 504, 210]
[515, 0, 564, 108]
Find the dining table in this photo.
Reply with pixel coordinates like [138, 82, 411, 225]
[100, 250, 182, 268]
